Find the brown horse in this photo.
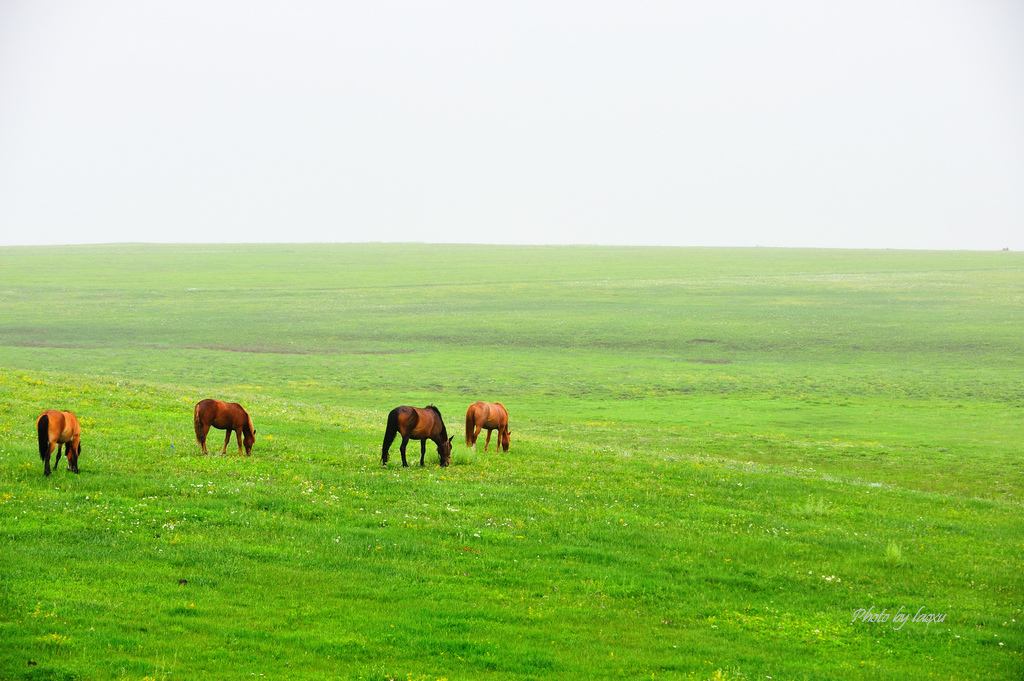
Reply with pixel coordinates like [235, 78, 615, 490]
[36, 410, 82, 476]
[381, 405, 454, 467]
[465, 401, 510, 452]
[194, 399, 256, 455]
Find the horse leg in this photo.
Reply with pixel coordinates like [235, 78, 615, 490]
[484, 429, 492, 452]
[235, 429, 244, 455]
[43, 442, 54, 476]
[420, 439, 427, 466]
[53, 443, 63, 472]
[198, 423, 211, 455]
[472, 424, 482, 449]
[399, 437, 409, 467]
[221, 429, 231, 455]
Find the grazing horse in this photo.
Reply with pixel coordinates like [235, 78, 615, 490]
[36, 410, 82, 476]
[465, 401, 510, 452]
[194, 399, 256, 455]
[381, 405, 454, 467]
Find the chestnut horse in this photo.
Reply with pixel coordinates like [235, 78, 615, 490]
[465, 401, 510, 452]
[381, 405, 454, 467]
[36, 410, 82, 476]
[194, 399, 256, 455]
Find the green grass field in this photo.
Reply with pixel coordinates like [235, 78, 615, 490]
[0, 244, 1021, 680]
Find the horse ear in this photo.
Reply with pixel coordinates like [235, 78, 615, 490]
[449, 435, 455, 443]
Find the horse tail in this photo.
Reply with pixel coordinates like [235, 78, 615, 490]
[381, 407, 401, 457]
[193, 403, 203, 443]
[465, 405, 475, 446]
[37, 414, 49, 458]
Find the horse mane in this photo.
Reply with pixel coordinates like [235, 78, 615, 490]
[239, 405, 255, 435]
[425, 404, 446, 433]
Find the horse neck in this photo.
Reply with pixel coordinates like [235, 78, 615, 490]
[431, 425, 447, 444]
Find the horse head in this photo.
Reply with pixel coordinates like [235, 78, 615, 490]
[438, 434, 454, 467]
[244, 414, 256, 455]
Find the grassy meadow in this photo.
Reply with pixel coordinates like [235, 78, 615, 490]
[0, 244, 1021, 680]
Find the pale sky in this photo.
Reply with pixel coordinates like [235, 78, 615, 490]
[1, 1, 1022, 249]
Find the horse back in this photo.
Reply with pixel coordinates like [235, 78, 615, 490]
[218, 402, 249, 429]
[62, 411, 80, 438]
[405, 406, 443, 439]
[196, 399, 247, 430]
[195, 399, 218, 420]
[468, 401, 492, 424]
[37, 410, 60, 433]
[39, 410, 78, 443]
[478, 401, 508, 429]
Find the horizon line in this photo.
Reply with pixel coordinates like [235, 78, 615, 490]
[0, 240, 1017, 253]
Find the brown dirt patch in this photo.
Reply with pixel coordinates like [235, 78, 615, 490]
[187, 344, 413, 356]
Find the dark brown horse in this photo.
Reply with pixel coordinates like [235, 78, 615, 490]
[381, 405, 454, 467]
[194, 399, 256, 455]
[36, 410, 82, 476]
[465, 401, 510, 452]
